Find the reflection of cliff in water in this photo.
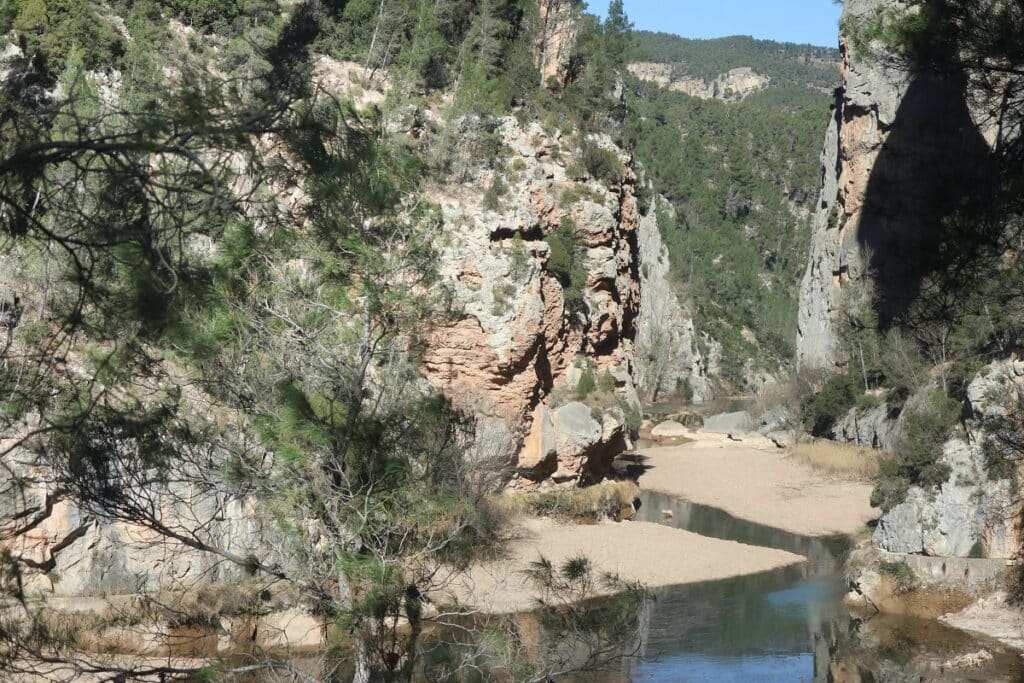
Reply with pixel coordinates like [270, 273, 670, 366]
[601, 491, 1024, 682]
[829, 613, 1024, 682]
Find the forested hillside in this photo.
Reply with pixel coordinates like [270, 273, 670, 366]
[631, 32, 839, 91]
[624, 34, 840, 390]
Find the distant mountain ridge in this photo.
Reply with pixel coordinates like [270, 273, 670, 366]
[630, 31, 840, 94]
[622, 31, 840, 390]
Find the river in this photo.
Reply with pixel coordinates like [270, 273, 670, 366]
[586, 490, 1024, 682]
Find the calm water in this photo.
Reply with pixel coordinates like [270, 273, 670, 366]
[605, 491, 1024, 682]
[173, 490, 1024, 681]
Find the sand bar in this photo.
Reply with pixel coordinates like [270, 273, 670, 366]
[638, 431, 877, 537]
[451, 516, 804, 613]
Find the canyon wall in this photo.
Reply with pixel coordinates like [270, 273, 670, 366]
[797, 0, 995, 370]
[0, 80, 701, 597]
[801, 0, 1020, 565]
[422, 117, 643, 487]
[797, 0, 911, 370]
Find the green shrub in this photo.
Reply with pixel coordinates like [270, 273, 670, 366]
[12, 0, 126, 77]
[482, 175, 508, 212]
[577, 367, 597, 399]
[878, 560, 918, 595]
[1006, 565, 1024, 606]
[598, 370, 616, 392]
[561, 184, 605, 206]
[900, 389, 959, 484]
[871, 389, 959, 511]
[801, 370, 863, 437]
[507, 234, 530, 280]
[676, 377, 695, 402]
[968, 540, 985, 558]
[491, 283, 516, 316]
[579, 138, 623, 187]
[855, 392, 882, 412]
[617, 398, 642, 432]
[869, 456, 910, 510]
[546, 219, 588, 316]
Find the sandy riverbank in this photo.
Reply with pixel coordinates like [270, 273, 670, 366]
[638, 430, 878, 537]
[451, 429, 876, 613]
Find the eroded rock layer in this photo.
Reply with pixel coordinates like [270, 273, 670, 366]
[422, 118, 644, 487]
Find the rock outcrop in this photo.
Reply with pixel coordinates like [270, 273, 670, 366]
[422, 117, 644, 487]
[702, 411, 755, 435]
[536, 0, 579, 86]
[0, 76, 655, 599]
[628, 63, 770, 102]
[796, 0, 1020, 569]
[634, 201, 711, 402]
[831, 399, 900, 451]
[873, 359, 1024, 559]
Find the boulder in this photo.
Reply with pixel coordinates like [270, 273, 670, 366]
[552, 402, 602, 458]
[766, 431, 795, 449]
[756, 406, 793, 434]
[517, 405, 558, 480]
[650, 420, 690, 440]
[702, 410, 754, 435]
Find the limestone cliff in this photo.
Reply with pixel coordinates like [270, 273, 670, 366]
[0, 75, 671, 596]
[797, 0, 911, 369]
[627, 62, 770, 102]
[800, 0, 1021, 574]
[871, 359, 1024, 559]
[422, 117, 647, 486]
[796, 0, 995, 369]
[634, 201, 711, 402]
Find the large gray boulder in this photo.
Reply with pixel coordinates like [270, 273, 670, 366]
[650, 420, 690, 440]
[702, 411, 754, 435]
[553, 402, 603, 458]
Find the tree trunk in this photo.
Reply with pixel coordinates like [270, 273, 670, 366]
[352, 636, 373, 683]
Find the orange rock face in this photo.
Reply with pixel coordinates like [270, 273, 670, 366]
[422, 118, 642, 486]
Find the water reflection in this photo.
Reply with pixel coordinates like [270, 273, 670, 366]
[598, 491, 1024, 682]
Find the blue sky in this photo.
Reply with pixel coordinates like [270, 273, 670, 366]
[591, 1, 843, 48]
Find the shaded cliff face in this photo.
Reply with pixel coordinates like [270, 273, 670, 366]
[798, 0, 1022, 567]
[634, 202, 711, 403]
[796, 0, 995, 369]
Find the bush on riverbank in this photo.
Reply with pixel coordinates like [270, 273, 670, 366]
[800, 369, 864, 437]
[878, 559, 919, 595]
[870, 389, 959, 511]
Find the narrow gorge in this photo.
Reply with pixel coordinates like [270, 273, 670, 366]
[1, 0, 1022, 681]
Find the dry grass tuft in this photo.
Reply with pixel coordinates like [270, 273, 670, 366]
[499, 480, 640, 522]
[789, 440, 880, 480]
